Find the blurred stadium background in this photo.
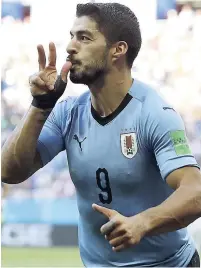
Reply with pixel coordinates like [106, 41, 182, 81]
[1, 0, 201, 267]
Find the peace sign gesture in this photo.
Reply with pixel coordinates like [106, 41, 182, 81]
[29, 42, 72, 103]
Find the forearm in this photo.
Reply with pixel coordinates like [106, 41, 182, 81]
[140, 182, 201, 236]
[1, 105, 52, 183]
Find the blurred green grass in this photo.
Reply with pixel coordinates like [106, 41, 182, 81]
[1, 247, 83, 267]
[2, 247, 200, 267]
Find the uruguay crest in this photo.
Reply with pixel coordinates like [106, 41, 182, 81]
[121, 133, 137, 159]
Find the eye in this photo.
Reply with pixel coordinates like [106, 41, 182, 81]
[80, 36, 90, 41]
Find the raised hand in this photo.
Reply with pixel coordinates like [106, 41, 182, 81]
[29, 42, 72, 109]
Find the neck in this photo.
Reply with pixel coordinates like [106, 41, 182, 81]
[89, 68, 133, 117]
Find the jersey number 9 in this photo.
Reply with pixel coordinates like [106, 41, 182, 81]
[96, 168, 112, 204]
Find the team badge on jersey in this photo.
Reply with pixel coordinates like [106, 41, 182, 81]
[121, 133, 137, 159]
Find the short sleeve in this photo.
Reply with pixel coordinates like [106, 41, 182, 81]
[142, 96, 200, 180]
[36, 97, 76, 166]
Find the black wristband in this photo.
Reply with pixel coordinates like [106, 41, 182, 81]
[31, 76, 67, 109]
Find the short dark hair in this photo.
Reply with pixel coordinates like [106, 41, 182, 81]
[76, 2, 142, 68]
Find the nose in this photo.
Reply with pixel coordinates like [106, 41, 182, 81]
[66, 39, 78, 55]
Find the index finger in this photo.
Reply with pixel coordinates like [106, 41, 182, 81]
[48, 42, 56, 67]
[92, 203, 114, 219]
[37, 44, 46, 71]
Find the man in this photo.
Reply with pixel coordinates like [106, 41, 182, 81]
[2, 2, 201, 267]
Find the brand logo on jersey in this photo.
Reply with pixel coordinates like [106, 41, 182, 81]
[163, 107, 175, 112]
[73, 134, 86, 152]
[120, 132, 137, 159]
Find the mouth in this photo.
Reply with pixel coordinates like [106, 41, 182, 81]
[70, 62, 81, 71]
[66, 56, 80, 66]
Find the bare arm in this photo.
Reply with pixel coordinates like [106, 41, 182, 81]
[1, 42, 72, 184]
[142, 166, 201, 235]
[1, 106, 52, 184]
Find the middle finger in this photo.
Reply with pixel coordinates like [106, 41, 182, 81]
[106, 227, 126, 241]
[48, 42, 56, 67]
[101, 219, 116, 235]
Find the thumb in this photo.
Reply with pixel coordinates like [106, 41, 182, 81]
[92, 204, 117, 219]
[60, 61, 72, 82]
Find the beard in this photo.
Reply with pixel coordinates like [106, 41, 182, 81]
[69, 50, 109, 86]
[69, 66, 107, 86]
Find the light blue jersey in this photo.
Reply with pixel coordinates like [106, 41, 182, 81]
[37, 79, 199, 267]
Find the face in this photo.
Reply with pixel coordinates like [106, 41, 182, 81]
[67, 16, 110, 85]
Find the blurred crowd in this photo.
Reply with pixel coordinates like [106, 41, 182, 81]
[135, 4, 201, 163]
[1, 4, 201, 199]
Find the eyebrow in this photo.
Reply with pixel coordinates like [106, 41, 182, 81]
[70, 30, 96, 38]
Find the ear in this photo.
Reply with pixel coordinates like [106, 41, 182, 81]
[111, 41, 128, 63]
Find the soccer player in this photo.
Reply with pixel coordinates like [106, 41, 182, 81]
[2, 3, 201, 267]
